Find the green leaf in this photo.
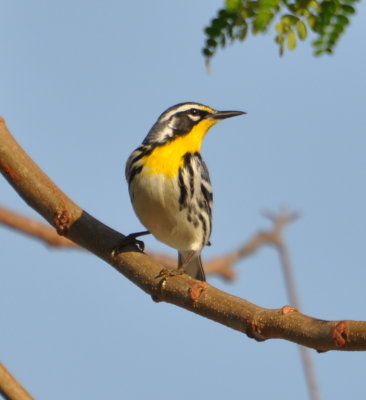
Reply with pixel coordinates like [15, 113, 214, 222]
[296, 20, 307, 40]
[333, 24, 345, 35]
[254, 11, 274, 31]
[307, 14, 317, 30]
[275, 22, 283, 33]
[341, 4, 355, 14]
[287, 29, 297, 50]
[219, 9, 229, 19]
[204, 26, 221, 38]
[202, 48, 213, 57]
[308, 0, 319, 9]
[207, 38, 218, 48]
[287, 4, 298, 13]
[226, 0, 242, 11]
[212, 16, 226, 30]
[337, 14, 349, 26]
[314, 48, 324, 56]
[275, 34, 284, 45]
[313, 39, 324, 46]
[296, 8, 310, 17]
[321, 1, 336, 14]
[281, 14, 299, 26]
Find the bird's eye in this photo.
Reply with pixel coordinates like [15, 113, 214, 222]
[190, 109, 199, 116]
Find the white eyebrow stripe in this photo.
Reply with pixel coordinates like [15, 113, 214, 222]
[159, 103, 215, 122]
[160, 104, 198, 121]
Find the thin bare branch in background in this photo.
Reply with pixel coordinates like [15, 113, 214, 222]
[0, 207, 78, 248]
[0, 363, 34, 400]
[265, 210, 321, 400]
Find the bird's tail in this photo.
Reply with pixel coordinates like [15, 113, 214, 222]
[178, 251, 206, 281]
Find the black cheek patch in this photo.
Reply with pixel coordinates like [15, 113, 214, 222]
[170, 114, 196, 136]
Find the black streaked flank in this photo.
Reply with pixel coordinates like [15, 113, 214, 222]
[195, 153, 211, 183]
[126, 144, 154, 183]
[200, 183, 213, 206]
[183, 153, 195, 198]
[128, 165, 143, 186]
[178, 168, 187, 210]
[183, 152, 191, 166]
[129, 146, 153, 165]
[198, 213, 208, 247]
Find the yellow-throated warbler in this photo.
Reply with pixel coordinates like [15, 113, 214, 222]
[125, 103, 245, 281]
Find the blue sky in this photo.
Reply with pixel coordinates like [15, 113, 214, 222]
[1, 1, 366, 399]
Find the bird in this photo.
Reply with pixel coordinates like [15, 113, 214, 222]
[125, 102, 245, 281]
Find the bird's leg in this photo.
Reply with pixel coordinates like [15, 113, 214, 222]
[180, 250, 194, 265]
[113, 230, 151, 255]
[155, 252, 195, 280]
[178, 250, 206, 281]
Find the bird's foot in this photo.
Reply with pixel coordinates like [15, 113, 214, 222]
[112, 230, 150, 256]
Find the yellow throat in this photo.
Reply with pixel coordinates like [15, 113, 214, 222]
[142, 119, 217, 178]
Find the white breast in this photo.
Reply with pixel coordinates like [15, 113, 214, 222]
[129, 172, 204, 252]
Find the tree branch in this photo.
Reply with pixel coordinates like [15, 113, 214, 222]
[0, 363, 34, 400]
[263, 210, 320, 400]
[1, 117, 366, 351]
[0, 206, 78, 248]
[1, 207, 321, 399]
[0, 206, 237, 278]
[0, 206, 293, 280]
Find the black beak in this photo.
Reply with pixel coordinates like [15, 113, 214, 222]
[211, 110, 246, 120]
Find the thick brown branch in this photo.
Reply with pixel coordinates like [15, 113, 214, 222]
[1, 117, 366, 351]
[0, 363, 34, 400]
[0, 207, 236, 279]
[0, 206, 293, 280]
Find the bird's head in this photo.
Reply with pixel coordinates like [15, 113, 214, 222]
[143, 102, 245, 146]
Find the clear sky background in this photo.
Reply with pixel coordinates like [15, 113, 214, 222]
[1, 1, 366, 399]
